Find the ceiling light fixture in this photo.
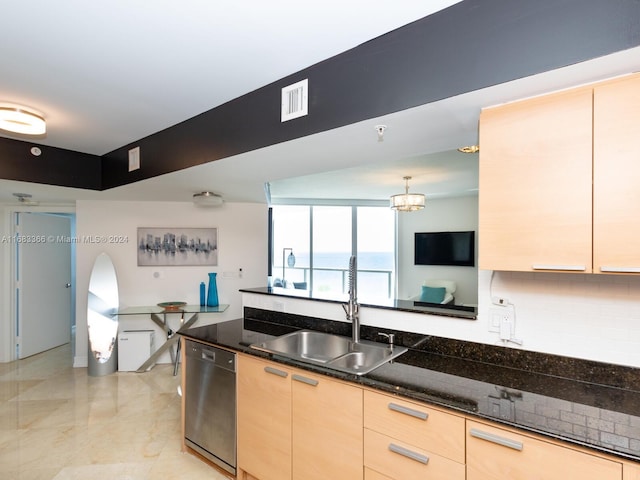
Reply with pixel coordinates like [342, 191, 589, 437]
[13, 192, 39, 206]
[457, 145, 479, 154]
[193, 191, 224, 207]
[0, 104, 46, 135]
[390, 176, 425, 212]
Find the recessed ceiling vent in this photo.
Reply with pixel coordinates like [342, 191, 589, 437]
[281, 79, 308, 122]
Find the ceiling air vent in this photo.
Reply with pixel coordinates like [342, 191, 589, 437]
[281, 79, 308, 122]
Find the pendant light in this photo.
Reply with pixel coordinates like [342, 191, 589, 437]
[390, 176, 425, 212]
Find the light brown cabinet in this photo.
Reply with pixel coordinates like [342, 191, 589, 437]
[236, 354, 635, 480]
[624, 462, 640, 480]
[467, 419, 621, 480]
[593, 74, 640, 274]
[479, 73, 640, 274]
[363, 390, 465, 479]
[292, 369, 363, 480]
[237, 355, 292, 480]
[236, 354, 363, 480]
[478, 86, 593, 273]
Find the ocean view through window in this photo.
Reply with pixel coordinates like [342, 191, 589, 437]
[272, 205, 395, 301]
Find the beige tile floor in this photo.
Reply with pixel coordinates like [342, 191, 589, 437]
[0, 344, 230, 480]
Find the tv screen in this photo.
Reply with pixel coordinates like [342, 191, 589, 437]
[414, 231, 475, 267]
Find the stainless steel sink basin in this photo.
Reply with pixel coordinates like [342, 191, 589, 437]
[251, 330, 407, 375]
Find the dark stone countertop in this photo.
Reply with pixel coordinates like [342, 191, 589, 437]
[179, 309, 640, 463]
[240, 286, 477, 319]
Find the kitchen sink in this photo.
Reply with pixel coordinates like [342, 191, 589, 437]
[251, 330, 407, 375]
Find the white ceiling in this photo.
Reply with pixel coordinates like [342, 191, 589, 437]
[1, 1, 639, 206]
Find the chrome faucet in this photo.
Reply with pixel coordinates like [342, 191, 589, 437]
[342, 256, 360, 343]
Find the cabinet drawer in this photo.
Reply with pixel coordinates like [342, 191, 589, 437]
[364, 429, 465, 480]
[364, 467, 394, 480]
[467, 420, 621, 480]
[363, 390, 464, 463]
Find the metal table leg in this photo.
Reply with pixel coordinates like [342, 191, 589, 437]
[136, 311, 199, 373]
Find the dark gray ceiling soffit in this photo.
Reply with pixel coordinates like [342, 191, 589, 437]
[2, 0, 639, 191]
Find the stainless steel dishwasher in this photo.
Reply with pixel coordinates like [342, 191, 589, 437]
[184, 339, 236, 475]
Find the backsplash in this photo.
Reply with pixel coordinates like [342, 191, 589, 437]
[481, 271, 640, 368]
[243, 306, 640, 392]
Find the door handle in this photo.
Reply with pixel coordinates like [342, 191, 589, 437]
[65, 283, 72, 288]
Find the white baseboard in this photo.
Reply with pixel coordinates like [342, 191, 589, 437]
[73, 355, 88, 368]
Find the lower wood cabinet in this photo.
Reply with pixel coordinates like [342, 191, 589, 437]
[624, 462, 640, 480]
[236, 354, 634, 480]
[364, 428, 465, 479]
[466, 419, 622, 480]
[363, 390, 465, 479]
[364, 467, 394, 480]
[237, 355, 292, 480]
[236, 354, 362, 480]
[292, 369, 363, 480]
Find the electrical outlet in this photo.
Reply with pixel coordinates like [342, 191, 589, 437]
[489, 304, 515, 333]
[499, 317, 514, 340]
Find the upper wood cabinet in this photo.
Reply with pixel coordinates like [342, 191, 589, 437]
[479, 86, 593, 272]
[479, 73, 640, 274]
[593, 74, 640, 274]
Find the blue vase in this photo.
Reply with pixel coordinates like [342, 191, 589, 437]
[206, 272, 219, 307]
[199, 282, 206, 306]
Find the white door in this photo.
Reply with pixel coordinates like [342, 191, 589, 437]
[16, 213, 72, 358]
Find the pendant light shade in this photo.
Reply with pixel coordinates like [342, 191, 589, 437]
[0, 105, 46, 135]
[390, 176, 425, 212]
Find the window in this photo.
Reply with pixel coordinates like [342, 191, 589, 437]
[271, 204, 395, 301]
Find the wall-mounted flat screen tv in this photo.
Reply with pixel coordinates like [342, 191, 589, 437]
[414, 231, 475, 267]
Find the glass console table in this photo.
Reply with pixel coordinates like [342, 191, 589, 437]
[114, 304, 229, 374]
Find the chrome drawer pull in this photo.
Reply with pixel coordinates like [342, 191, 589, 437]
[388, 402, 428, 421]
[532, 264, 586, 271]
[264, 366, 288, 378]
[470, 428, 523, 451]
[388, 443, 429, 464]
[600, 266, 640, 273]
[292, 374, 319, 386]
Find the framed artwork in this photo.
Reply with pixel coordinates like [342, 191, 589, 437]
[137, 227, 218, 266]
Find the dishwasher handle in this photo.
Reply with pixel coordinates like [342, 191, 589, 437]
[201, 349, 216, 362]
[186, 340, 236, 372]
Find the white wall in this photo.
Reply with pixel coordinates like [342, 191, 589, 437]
[75, 200, 267, 367]
[398, 195, 478, 305]
[244, 268, 640, 369]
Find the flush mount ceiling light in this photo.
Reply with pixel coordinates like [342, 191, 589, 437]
[390, 176, 425, 212]
[193, 191, 224, 207]
[13, 192, 39, 206]
[0, 104, 46, 135]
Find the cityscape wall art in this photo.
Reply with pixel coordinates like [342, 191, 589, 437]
[137, 227, 218, 266]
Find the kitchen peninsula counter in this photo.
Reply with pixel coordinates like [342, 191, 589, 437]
[180, 309, 640, 463]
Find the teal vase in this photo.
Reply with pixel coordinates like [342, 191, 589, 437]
[199, 282, 206, 306]
[206, 272, 219, 307]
